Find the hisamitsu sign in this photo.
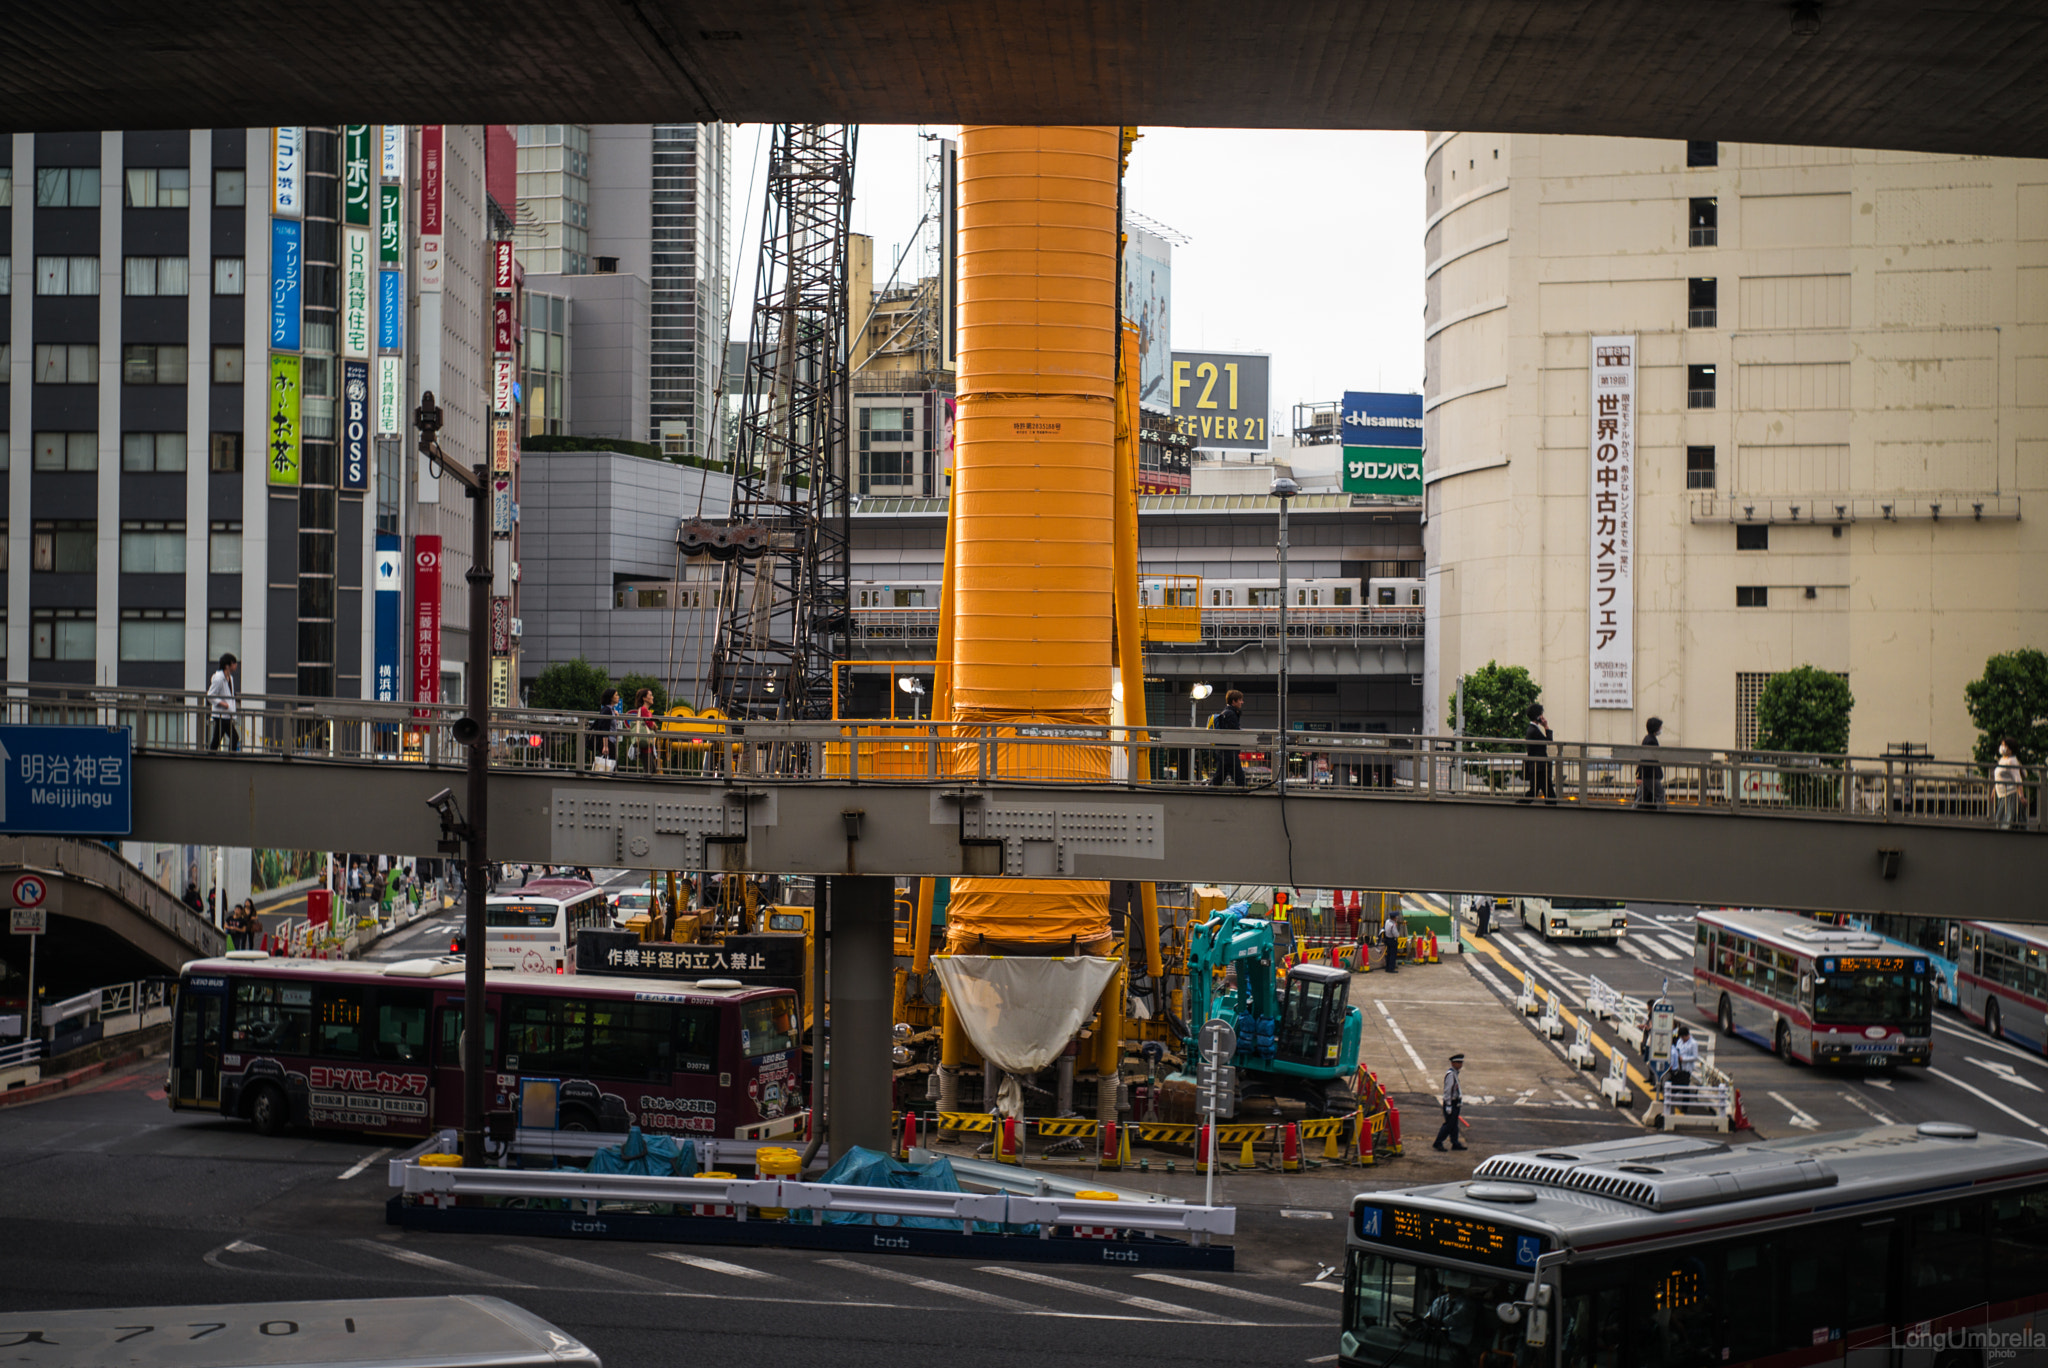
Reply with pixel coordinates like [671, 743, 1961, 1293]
[1340, 391, 1424, 498]
[0, 725, 133, 836]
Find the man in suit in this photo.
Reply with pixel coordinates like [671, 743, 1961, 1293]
[1521, 704, 1557, 805]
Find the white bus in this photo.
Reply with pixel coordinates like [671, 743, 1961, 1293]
[1516, 896, 1628, 943]
[1959, 920, 2048, 1055]
[480, 878, 610, 973]
[1694, 907, 1934, 1067]
[1340, 1123, 2048, 1367]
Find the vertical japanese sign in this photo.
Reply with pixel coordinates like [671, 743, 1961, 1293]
[376, 355, 404, 435]
[272, 127, 302, 217]
[269, 218, 302, 351]
[419, 126, 444, 294]
[268, 354, 302, 486]
[1588, 335, 1635, 710]
[343, 125, 372, 225]
[493, 359, 515, 414]
[381, 124, 406, 180]
[413, 535, 443, 707]
[378, 271, 404, 351]
[342, 226, 373, 358]
[493, 297, 514, 356]
[374, 533, 401, 702]
[490, 597, 511, 654]
[341, 360, 370, 491]
[494, 240, 515, 293]
[491, 417, 515, 473]
[378, 184, 403, 264]
[489, 657, 512, 709]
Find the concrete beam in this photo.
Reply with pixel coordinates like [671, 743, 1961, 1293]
[131, 753, 2047, 920]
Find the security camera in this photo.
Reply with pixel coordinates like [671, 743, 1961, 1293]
[1270, 477, 1301, 499]
[427, 788, 457, 820]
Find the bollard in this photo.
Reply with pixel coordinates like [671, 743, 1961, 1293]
[1196, 1123, 1215, 1175]
[1386, 1103, 1403, 1156]
[1353, 1108, 1374, 1167]
[1099, 1119, 1128, 1170]
[995, 1115, 1021, 1165]
[1282, 1122, 1301, 1172]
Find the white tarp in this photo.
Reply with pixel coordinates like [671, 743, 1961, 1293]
[935, 955, 1119, 1115]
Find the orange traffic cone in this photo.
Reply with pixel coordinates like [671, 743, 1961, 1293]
[897, 1110, 919, 1160]
[996, 1115, 1021, 1165]
[1731, 1089, 1752, 1131]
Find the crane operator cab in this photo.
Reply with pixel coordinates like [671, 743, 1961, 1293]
[1277, 962, 1356, 1071]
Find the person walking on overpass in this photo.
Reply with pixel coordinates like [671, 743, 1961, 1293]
[1993, 737, 2024, 831]
[1208, 689, 1246, 788]
[206, 653, 240, 752]
[1433, 1053, 1467, 1151]
[1520, 703, 1555, 805]
[1635, 716, 1665, 809]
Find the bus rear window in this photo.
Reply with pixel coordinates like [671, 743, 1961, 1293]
[742, 997, 798, 1057]
[487, 903, 557, 929]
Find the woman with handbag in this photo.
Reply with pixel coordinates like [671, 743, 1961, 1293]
[632, 688, 663, 775]
[591, 687, 621, 772]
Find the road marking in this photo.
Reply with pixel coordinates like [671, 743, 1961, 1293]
[1936, 1018, 2048, 1071]
[1592, 947, 1619, 959]
[344, 1239, 530, 1286]
[978, 1266, 1242, 1322]
[1464, 933, 1656, 1116]
[822, 1259, 1041, 1312]
[1562, 947, 1589, 958]
[1299, 1280, 1345, 1292]
[1373, 1000, 1429, 1072]
[1767, 1091, 1821, 1130]
[1307, 1355, 1341, 1363]
[1280, 1209, 1334, 1219]
[1864, 1078, 1895, 1092]
[1968, 1057, 2045, 1094]
[337, 1146, 394, 1180]
[652, 1252, 785, 1282]
[1136, 1273, 1337, 1315]
[502, 1244, 675, 1291]
[1632, 937, 1680, 961]
[1929, 1068, 2048, 1135]
[1836, 1089, 1894, 1126]
[1659, 935, 1698, 960]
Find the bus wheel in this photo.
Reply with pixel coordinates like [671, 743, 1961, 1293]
[248, 1083, 290, 1137]
[1986, 999, 2003, 1041]
[1775, 1021, 1792, 1061]
[558, 1108, 596, 1132]
[1717, 996, 1735, 1038]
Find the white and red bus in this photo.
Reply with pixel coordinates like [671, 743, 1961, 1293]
[480, 878, 611, 973]
[169, 954, 805, 1140]
[1693, 907, 1934, 1067]
[1959, 921, 2048, 1055]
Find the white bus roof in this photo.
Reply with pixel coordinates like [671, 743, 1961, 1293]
[1970, 920, 2048, 946]
[1698, 907, 1886, 955]
[180, 956, 781, 1000]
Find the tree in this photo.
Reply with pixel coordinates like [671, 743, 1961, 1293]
[1754, 666, 1854, 754]
[616, 673, 670, 715]
[1964, 647, 2048, 766]
[1451, 661, 1543, 749]
[528, 657, 611, 713]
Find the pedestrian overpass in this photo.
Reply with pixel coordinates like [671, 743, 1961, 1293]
[0, 836, 225, 985]
[31, 685, 2036, 922]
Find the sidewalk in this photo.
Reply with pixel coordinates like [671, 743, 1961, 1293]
[0, 1035, 167, 1110]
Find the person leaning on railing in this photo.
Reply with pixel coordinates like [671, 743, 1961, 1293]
[1993, 738, 2024, 831]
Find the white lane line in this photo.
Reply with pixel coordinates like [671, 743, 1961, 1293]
[1930, 1068, 2048, 1135]
[652, 1251, 785, 1282]
[1307, 1355, 1341, 1364]
[344, 1238, 531, 1286]
[821, 1259, 1042, 1313]
[1299, 1280, 1345, 1293]
[1525, 937, 1558, 958]
[1374, 1000, 1429, 1073]
[1935, 1018, 2048, 1071]
[1562, 947, 1589, 959]
[978, 1266, 1243, 1322]
[337, 1146, 394, 1180]
[1136, 1273, 1339, 1316]
[502, 1244, 676, 1291]
[1836, 1090, 1895, 1126]
[1592, 947, 1619, 959]
[1766, 1091, 1821, 1130]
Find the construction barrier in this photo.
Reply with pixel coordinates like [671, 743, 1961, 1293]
[926, 1109, 1393, 1167]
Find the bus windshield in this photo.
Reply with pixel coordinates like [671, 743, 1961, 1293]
[486, 903, 558, 929]
[743, 997, 798, 1056]
[1813, 969, 1931, 1025]
[1345, 1251, 1542, 1368]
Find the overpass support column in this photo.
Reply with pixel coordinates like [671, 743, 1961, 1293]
[827, 875, 894, 1158]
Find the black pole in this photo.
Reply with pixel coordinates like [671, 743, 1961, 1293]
[461, 458, 491, 1166]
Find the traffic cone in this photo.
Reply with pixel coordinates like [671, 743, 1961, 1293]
[1428, 930, 1441, 964]
[897, 1110, 918, 1160]
[1282, 1122, 1301, 1172]
[1731, 1089, 1752, 1131]
[1239, 1130, 1257, 1168]
[1099, 1119, 1127, 1170]
[996, 1115, 1021, 1165]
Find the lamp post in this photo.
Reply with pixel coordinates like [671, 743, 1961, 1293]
[415, 391, 494, 1167]
[1188, 681, 1212, 783]
[1271, 477, 1299, 788]
[897, 674, 925, 721]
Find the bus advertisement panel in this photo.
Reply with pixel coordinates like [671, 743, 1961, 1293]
[1693, 908, 1932, 1067]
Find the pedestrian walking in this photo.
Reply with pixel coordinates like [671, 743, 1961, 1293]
[591, 688, 623, 772]
[1208, 689, 1246, 788]
[1471, 893, 1492, 939]
[1381, 906, 1403, 974]
[1993, 737, 2024, 831]
[1433, 1053, 1468, 1151]
[1520, 704, 1556, 805]
[630, 688, 663, 775]
[1635, 716, 1665, 809]
[206, 653, 241, 751]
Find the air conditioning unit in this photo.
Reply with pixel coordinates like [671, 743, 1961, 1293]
[509, 618, 523, 640]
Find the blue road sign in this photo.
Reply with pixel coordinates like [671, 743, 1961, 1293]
[0, 725, 132, 836]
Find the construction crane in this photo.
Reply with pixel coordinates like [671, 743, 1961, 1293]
[700, 124, 858, 723]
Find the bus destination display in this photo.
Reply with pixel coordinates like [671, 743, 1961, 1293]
[1356, 1203, 1545, 1270]
[1820, 956, 1924, 975]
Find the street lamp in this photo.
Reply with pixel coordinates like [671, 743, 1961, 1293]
[415, 391, 493, 1167]
[1271, 477, 1300, 788]
[1187, 681, 1212, 783]
[897, 674, 926, 721]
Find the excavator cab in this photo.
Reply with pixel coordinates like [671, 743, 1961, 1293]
[1275, 962, 1353, 1070]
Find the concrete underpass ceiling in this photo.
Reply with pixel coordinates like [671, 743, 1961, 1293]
[8, 2, 2048, 158]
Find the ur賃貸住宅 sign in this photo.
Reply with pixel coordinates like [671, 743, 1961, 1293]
[1340, 391, 1424, 498]
[0, 725, 133, 837]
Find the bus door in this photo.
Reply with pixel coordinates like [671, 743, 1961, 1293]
[173, 983, 224, 1109]
[433, 998, 499, 1130]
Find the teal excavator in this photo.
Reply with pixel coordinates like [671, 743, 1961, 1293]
[1179, 902, 1363, 1116]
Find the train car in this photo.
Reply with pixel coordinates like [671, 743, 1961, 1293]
[1366, 576, 1424, 608]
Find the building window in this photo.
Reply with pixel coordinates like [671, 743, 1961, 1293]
[122, 345, 189, 386]
[36, 255, 99, 296]
[120, 520, 186, 574]
[31, 521, 96, 573]
[212, 347, 246, 386]
[1736, 585, 1769, 608]
[1686, 445, 1716, 490]
[375, 437, 401, 535]
[1736, 524, 1770, 551]
[33, 344, 97, 384]
[123, 167, 191, 209]
[1688, 364, 1717, 409]
[32, 432, 97, 472]
[122, 432, 188, 472]
[0, 256, 9, 294]
[34, 168, 100, 208]
[213, 256, 245, 295]
[123, 256, 190, 296]
[118, 609, 184, 661]
[1687, 140, 1718, 168]
[214, 169, 246, 208]
[1688, 278, 1718, 329]
[1690, 197, 1718, 247]
[31, 609, 95, 661]
[208, 521, 243, 574]
[0, 169, 10, 206]
[207, 610, 242, 663]
[209, 432, 244, 472]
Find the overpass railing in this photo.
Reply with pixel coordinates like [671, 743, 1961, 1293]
[0, 834, 225, 961]
[5, 684, 2040, 836]
[848, 605, 1424, 647]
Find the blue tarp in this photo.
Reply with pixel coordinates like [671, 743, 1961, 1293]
[587, 1126, 698, 1177]
[816, 1145, 1030, 1232]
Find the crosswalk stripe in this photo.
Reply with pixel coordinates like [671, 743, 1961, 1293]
[1659, 935, 1697, 960]
[978, 1266, 1242, 1321]
[1562, 947, 1589, 958]
[1592, 946, 1619, 958]
[344, 1238, 530, 1287]
[1633, 936, 1678, 960]
[502, 1244, 675, 1291]
[652, 1252, 785, 1282]
[1136, 1273, 1337, 1315]
[822, 1258, 1041, 1312]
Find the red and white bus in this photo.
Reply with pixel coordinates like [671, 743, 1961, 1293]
[1693, 907, 1934, 1067]
[481, 878, 611, 973]
[169, 954, 805, 1140]
[1959, 921, 2048, 1055]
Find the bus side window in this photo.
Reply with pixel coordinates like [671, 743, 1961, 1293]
[315, 985, 368, 1058]
[675, 1005, 719, 1068]
[436, 1007, 497, 1067]
[373, 988, 432, 1063]
[1986, 1185, 2048, 1307]
[232, 980, 310, 1053]
[1906, 1201, 1986, 1322]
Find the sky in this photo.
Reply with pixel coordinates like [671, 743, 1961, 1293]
[727, 126, 1427, 449]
